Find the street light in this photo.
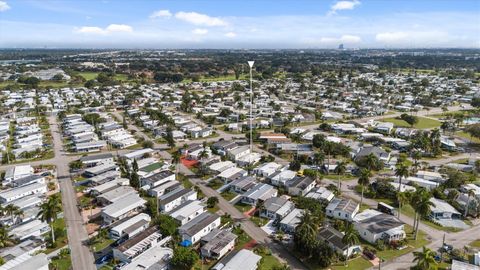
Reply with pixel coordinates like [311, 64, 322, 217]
[247, 61, 254, 159]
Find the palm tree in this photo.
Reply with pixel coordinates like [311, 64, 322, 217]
[295, 211, 319, 255]
[395, 162, 410, 194]
[324, 142, 334, 174]
[0, 226, 15, 248]
[413, 246, 437, 270]
[171, 151, 181, 178]
[272, 264, 291, 270]
[358, 168, 371, 206]
[342, 221, 360, 266]
[464, 189, 476, 217]
[412, 151, 421, 172]
[413, 190, 435, 239]
[4, 204, 21, 224]
[397, 191, 410, 219]
[365, 153, 378, 171]
[334, 161, 347, 190]
[313, 152, 325, 167]
[38, 194, 62, 243]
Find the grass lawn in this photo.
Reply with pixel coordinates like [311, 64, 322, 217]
[206, 179, 224, 190]
[258, 254, 284, 270]
[45, 218, 68, 253]
[329, 257, 373, 270]
[324, 174, 357, 181]
[207, 205, 220, 214]
[456, 131, 480, 144]
[251, 216, 269, 227]
[92, 238, 114, 252]
[221, 191, 237, 201]
[232, 227, 253, 250]
[50, 256, 72, 270]
[382, 117, 441, 129]
[234, 202, 253, 213]
[78, 71, 129, 81]
[469, 239, 480, 248]
[374, 225, 429, 261]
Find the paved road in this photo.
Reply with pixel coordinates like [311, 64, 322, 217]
[49, 116, 97, 270]
[178, 163, 307, 269]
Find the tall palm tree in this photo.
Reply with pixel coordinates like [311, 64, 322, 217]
[395, 162, 410, 194]
[295, 211, 319, 255]
[358, 168, 371, 206]
[397, 191, 410, 219]
[334, 161, 347, 190]
[313, 152, 325, 167]
[412, 151, 421, 172]
[413, 190, 435, 240]
[323, 142, 334, 175]
[171, 151, 181, 178]
[4, 205, 21, 224]
[413, 246, 437, 270]
[464, 189, 476, 217]
[364, 153, 378, 171]
[38, 194, 62, 243]
[0, 226, 15, 248]
[342, 221, 360, 266]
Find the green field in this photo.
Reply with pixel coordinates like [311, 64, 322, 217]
[456, 131, 480, 144]
[382, 117, 442, 129]
[78, 71, 129, 81]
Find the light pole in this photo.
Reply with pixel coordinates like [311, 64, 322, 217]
[248, 61, 254, 158]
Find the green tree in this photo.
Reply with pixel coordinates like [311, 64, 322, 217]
[357, 168, 371, 206]
[342, 221, 360, 266]
[0, 227, 15, 248]
[334, 161, 347, 189]
[395, 162, 410, 194]
[170, 247, 199, 270]
[153, 214, 178, 236]
[413, 246, 437, 270]
[207, 196, 219, 209]
[38, 194, 62, 243]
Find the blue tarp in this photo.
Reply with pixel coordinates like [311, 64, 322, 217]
[180, 240, 192, 247]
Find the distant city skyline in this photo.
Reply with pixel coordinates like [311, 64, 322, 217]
[0, 0, 479, 49]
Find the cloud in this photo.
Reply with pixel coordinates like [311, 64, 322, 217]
[175, 11, 227, 27]
[224, 32, 237, 38]
[0, 1, 10, 12]
[76, 26, 106, 34]
[150, 9, 172, 19]
[192, 28, 208, 35]
[329, 0, 360, 15]
[375, 32, 409, 43]
[75, 24, 133, 34]
[105, 24, 133, 32]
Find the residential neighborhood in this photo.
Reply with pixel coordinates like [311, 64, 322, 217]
[0, 46, 480, 270]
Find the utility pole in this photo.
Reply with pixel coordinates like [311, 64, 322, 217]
[248, 61, 254, 160]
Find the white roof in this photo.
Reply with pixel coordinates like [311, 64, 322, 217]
[111, 213, 151, 235]
[123, 148, 154, 159]
[430, 198, 460, 215]
[169, 200, 205, 221]
[102, 193, 146, 218]
[122, 246, 173, 270]
[218, 167, 244, 179]
[1, 253, 48, 270]
[216, 249, 262, 270]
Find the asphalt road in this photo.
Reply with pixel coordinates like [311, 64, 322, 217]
[49, 116, 97, 270]
[0, 104, 475, 270]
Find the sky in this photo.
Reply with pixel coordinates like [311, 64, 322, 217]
[0, 0, 479, 49]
